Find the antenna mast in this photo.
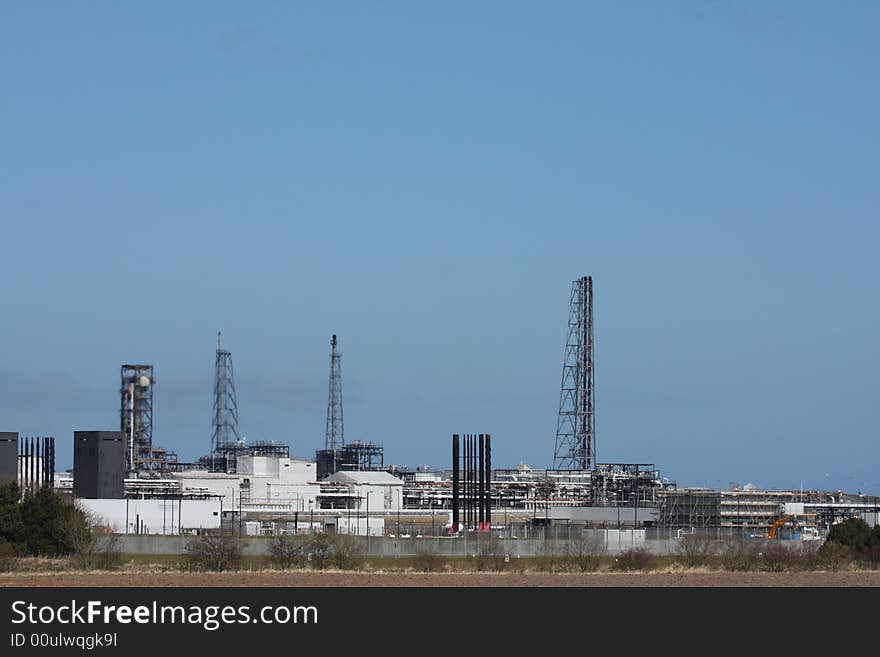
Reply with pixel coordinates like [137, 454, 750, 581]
[325, 334, 344, 452]
[212, 332, 240, 454]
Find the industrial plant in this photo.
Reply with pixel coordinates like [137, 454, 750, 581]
[2, 277, 877, 548]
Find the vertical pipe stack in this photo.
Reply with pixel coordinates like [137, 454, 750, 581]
[16, 436, 55, 494]
[450, 433, 493, 533]
[42, 437, 55, 489]
[469, 435, 474, 529]
[35, 438, 41, 494]
[478, 434, 485, 530]
[485, 434, 491, 528]
[452, 435, 460, 534]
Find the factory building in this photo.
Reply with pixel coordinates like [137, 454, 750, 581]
[323, 471, 404, 512]
[77, 497, 222, 535]
[171, 455, 321, 511]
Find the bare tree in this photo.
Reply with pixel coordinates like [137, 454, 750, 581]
[613, 548, 656, 571]
[184, 532, 243, 572]
[413, 542, 446, 572]
[64, 508, 122, 571]
[676, 532, 717, 568]
[535, 540, 562, 573]
[267, 533, 308, 570]
[564, 532, 606, 572]
[473, 535, 507, 572]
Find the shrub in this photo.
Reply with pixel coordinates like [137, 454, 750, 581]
[719, 538, 759, 572]
[825, 518, 871, 552]
[862, 541, 880, 568]
[184, 533, 243, 572]
[794, 541, 822, 571]
[473, 535, 506, 572]
[330, 534, 364, 570]
[413, 543, 446, 573]
[301, 533, 364, 571]
[0, 540, 20, 572]
[613, 548, 656, 571]
[0, 482, 23, 547]
[564, 533, 605, 572]
[19, 488, 89, 557]
[676, 532, 716, 568]
[862, 525, 880, 568]
[304, 533, 334, 570]
[69, 529, 123, 571]
[267, 533, 308, 570]
[758, 541, 801, 572]
[817, 540, 853, 572]
[534, 540, 563, 573]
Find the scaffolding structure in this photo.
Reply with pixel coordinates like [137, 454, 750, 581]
[316, 441, 384, 481]
[198, 440, 289, 475]
[553, 276, 595, 470]
[120, 365, 154, 471]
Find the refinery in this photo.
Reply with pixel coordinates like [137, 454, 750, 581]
[2, 276, 877, 548]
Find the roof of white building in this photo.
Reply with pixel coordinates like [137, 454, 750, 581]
[325, 471, 403, 485]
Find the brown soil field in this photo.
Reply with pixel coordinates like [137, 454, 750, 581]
[1, 571, 879, 587]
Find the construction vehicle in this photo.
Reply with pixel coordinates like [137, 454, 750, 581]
[767, 514, 801, 539]
[762, 514, 821, 540]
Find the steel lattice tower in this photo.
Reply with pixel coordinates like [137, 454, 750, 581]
[212, 332, 240, 453]
[324, 334, 344, 452]
[553, 276, 596, 470]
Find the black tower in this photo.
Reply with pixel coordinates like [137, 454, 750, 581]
[73, 431, 126, 499]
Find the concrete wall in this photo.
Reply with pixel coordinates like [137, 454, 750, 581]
[113, 530, 675, 556]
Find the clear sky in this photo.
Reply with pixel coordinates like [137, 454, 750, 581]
[1, 2, 877, 493]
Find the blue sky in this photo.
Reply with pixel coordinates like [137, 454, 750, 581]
[1, 2, 877, 492]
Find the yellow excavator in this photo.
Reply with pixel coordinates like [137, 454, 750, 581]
[766, 514, 802, 539]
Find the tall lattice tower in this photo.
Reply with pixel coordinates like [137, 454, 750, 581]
[120, 364, 154, 471]
[553, 276, 596, 470]
[324, 334, 344, 452]
[212, 332, 240, 453]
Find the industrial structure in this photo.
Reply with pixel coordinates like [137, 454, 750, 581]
[451, 434, 492, 532]
[314, 335, 346, 478]
[211, 332, 240, 456]
[0, 434, 56, 496]
[5, 277, 877, 542]
[201, 332, 257, 473]
[0, 432, 16, 484]
[325, 334, 344, 454]
[73, 431, 125, 499]
[313, 335, 387, 480]
[120, 364, 154, 471]
[120, 365, 178, 472]
[554, 275, 595, 470]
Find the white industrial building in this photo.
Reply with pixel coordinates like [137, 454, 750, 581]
[171, 455, 321, 511]
[77, 497, 222, 535]
[324, 470, 404, 512]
